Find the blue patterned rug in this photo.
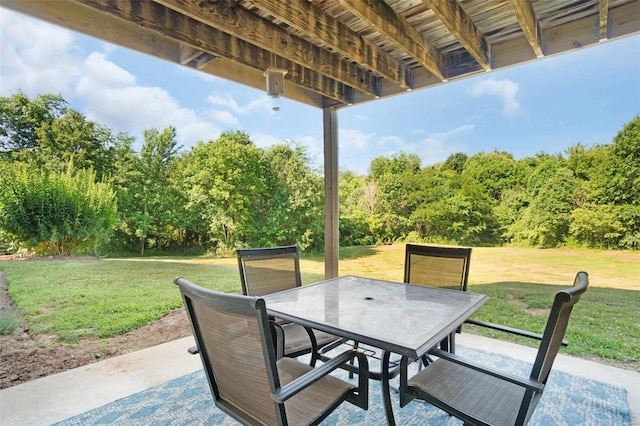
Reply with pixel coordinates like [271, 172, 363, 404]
[55, 346, 630, 425]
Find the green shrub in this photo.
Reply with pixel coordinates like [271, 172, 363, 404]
[0, 163, 118, 255]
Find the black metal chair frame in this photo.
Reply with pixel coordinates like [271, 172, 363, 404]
[404, 243, 472, 352]
[404, 243, 568, 351]
[398, 271, 589, 426]
[237, 245, 343, 366]
[175, 276, 369, 425]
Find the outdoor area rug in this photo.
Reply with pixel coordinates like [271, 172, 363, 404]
[55, 345, 630, 425]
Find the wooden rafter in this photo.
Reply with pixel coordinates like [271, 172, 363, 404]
[154, 0, 380, 97]
[1, 0, 637, 107]
[338, 0, 445, 81]
[179, 45, 205, 65]
[78, 0, 358, 104]
[508, 0, 543, 57]
[179, 45, 216, 69]
[600, 0, 610, 40]
[251, 0, 412, 89]
[422, 0, 491, 71]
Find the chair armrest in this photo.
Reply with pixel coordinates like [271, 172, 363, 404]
[429, 348, 544, 392]
[272, 349, 369, 403]
[465, 319, 568, 347]
[270, 321, 285, 359]
[318, 337, 351, 354]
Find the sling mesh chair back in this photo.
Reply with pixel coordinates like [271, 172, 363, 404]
[398, 271, 589, 426]
[403, 243, 568, 352]
[404, 244, 471, 291]
[175, 277, 368, 426]
[237, 245, 303, 297]
[236, 245, 341, 364]
[403, 244, 472, 352]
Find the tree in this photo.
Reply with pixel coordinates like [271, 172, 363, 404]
[368, 152, 422, 241]
[262, 143, 324, 250]
[0, 92, 67, 155]
[524, 155, 565, 198]
[569, 204, 624, 248]
[438, 152, 468, 174]
[35, 109, 117, 180]
[338, 171, 373, 246]
[511, 168, 577, 247]
[410, 169, 497, 244]
[461, 151, 522, 201]
[0, 93, 119, 181]
[590, 116, 640, 206]
[0, 162, 118, 255]
[570, 117, 640, 248]
[179, 131, 269, 252]
[114, 127, 185, 254]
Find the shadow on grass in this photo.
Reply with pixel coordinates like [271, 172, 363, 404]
[299, 245, 379, 262]
[470, 281, 640, 300]
[338, 245, 379, 260]
[467, 281, 639, 367]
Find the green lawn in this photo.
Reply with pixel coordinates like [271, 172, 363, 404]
[1, 245, 638, 370]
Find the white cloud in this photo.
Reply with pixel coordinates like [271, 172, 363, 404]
[353, 114, 370, 121]
[1, 11, 223, 149]
[339, 129, 374, 151]
[251, 132, 283, 149]
[238, 132, 323, 171]
[296, 135, 323, 168]
[206, 93, 273, 116]
[335, 126, 472, 173]
[333, 129, 376, 174]
[73, 52, 220, 148]
[205, 109, 241, 127]
[377, 135, 410, 153]
[417, 124, 474, 165]
[470, 78, 521, 115]
[0, 12, 82, 96]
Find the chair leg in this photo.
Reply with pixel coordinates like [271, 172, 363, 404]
[439, 336, 449, 352]
[349, 341, 359, 379]
[310, 351, 319, 367]
[439, 332, 456, 353]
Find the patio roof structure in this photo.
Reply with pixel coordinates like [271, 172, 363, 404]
[2, 0, 638, 276]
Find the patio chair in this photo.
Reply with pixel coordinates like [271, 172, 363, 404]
[398, 271, 588, 426]
[403, 243, 568, 354]
[174, 277, 369, 426]
[237, 245, 343, 366]
[403, 244, 471, 353]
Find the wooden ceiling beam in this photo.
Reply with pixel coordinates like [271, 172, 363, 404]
[77, 0, 356, 104]
[422, 0, 492, 71]
[508, 0, 544, 57]
[179, 45, 216, 69]
[338, 0, 445, 81]
[251, 0, 412, 89]
[154, 0, 380, 97]
[599, 0, 610, 40]
[179, 45, 206, 65]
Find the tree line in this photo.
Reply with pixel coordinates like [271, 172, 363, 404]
[0, 93, 638, 256]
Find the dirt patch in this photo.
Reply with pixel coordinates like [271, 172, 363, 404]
[0, 270, 191, 390]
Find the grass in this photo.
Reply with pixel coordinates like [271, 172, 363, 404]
[0, 310, 20, 335]
[0, 245, 638, 370]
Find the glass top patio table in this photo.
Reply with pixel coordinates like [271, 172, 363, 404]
[263, 275, 488, 359]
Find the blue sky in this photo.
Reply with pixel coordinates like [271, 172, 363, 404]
[1, 8, 638, 175]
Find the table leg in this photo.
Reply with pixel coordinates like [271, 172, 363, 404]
[381, 350, 396, 425]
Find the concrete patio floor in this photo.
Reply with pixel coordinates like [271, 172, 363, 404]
[1, 333, 638, 425]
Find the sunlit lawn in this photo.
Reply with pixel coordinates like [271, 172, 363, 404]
[1, 244, 638, 370]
